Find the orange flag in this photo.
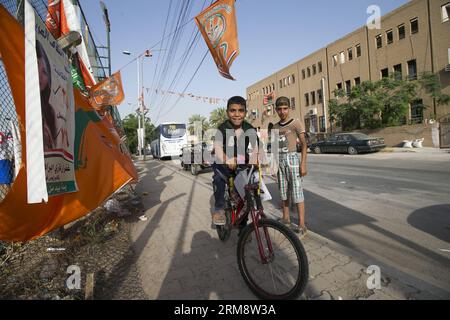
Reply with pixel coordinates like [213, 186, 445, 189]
[45, 0, 96, 89]
[0, 6, 137, 241]
[45, 0, 62, 39]
[89, 72, 125, 109]
[195, 0, 239, 80]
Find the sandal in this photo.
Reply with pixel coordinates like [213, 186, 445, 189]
[277, 217, 291, 227]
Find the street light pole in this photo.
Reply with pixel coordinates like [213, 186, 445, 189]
[137, 56, 144, 159]
[123, 50, 152, 160]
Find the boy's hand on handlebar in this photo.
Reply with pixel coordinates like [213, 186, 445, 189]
[226, 157, 237, 171]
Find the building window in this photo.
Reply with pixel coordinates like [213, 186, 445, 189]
[356, 44, 361, 57]
[332, 55, 338, 66]
[393, 64, 402, 80]
[312, 64, 317, 75]
[307, 67, 311, 77]
[305, 93, 310, 106]
[410, 18, 419, 34]
[279, 79, 283, 88]
[284, 78, 288, 86]
[272, 83, 275, 91]
[345, 80, 351, 95]
[339, 51, 345, 64]
[302, 69, 306, 79]
[398, 24, 405, 40]
[311, 115, 318, 133]
[408, 59, 417, 80]
[319, 116, 326, 132]
[381, 68, 389, 78]
[336, 82, 343, 91]
[317, 89, 323, 104]
[347, 48, 353, 61]
[410, 99, 424, 124]
[442, 3, 450, 22]
[291, 97, 296, 109]
[287, 76, 291, 85]
[387, 29, 393, 44]
[318, 61, 323, 73]
[376, 34, 383, 49]
[311, 91, 316, 105]
[292, 74, 295, 84]
[354, 77, 361, 86]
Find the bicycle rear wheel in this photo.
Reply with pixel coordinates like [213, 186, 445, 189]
[237, 219, 308, 300]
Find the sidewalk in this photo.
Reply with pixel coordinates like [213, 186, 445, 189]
[382, 147, 450, 154]
[130, 159, 447, 300]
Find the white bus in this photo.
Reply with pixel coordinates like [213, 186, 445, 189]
[150, 122, 187, 159]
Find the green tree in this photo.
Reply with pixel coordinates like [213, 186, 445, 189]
[329, 72, 449, 131]
[122, 114, 139, 153]
[188, 114, 209, 135]
[122, 114, 156, 154]
[209, 107, 228, 128]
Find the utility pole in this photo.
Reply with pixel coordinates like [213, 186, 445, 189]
[123, 50, 152, 160]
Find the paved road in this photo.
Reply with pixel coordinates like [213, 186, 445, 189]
[159, 150, 450, 294]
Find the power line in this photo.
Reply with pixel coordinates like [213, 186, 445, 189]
[155, 49, 209, 123]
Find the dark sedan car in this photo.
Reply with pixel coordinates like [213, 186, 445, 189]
[310, 133, 386, 155]
[180, 142, 214, 175]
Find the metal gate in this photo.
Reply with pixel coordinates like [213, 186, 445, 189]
[439, 115, 450, 148]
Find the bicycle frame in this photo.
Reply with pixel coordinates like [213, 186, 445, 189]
[227, 167, 275, 264]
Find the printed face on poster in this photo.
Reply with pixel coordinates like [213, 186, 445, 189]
[35, 16, 77, 195]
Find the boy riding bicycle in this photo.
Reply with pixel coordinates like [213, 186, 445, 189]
[212, 96, 260, 226]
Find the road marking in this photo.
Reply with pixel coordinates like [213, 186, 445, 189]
[438, 249, 450, 253]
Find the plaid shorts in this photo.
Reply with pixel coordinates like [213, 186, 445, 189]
[277, 152, 304, 204]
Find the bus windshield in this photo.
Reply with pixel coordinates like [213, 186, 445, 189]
[161, 124, 186, 139]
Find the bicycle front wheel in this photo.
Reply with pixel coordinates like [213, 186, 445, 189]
[237, 219, 308, 300]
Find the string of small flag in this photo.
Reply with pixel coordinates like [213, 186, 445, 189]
[145, 87, 228, 105]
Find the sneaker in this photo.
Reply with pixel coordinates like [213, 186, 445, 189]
[213, 210, 226, 226]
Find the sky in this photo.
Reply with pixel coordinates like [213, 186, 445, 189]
[79, 0, 410, 126]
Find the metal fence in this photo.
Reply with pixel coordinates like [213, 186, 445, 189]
[0, 0, 123, 203]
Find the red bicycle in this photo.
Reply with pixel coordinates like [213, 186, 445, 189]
[216, 165, 309, 300]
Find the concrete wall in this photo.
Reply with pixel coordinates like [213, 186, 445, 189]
[359, 123, 439, 147]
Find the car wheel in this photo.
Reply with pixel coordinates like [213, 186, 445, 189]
[347, 146, 358, 155]
[314, 146, 322, 154]
[191, 164, 198, 176]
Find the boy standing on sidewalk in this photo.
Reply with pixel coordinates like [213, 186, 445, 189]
[273, 97, 308, 237]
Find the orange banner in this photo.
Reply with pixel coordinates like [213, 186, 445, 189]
[45, 0, 62, 39]
[195, 0, 239, 80]
[0, 6, 137, 242]
[89, 71, 125, 109]
[48, 0, 96, 89]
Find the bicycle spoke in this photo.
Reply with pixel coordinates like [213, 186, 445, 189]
[239, 221, 303, 297]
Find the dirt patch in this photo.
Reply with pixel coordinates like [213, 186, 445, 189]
[0, 186, 147, 300]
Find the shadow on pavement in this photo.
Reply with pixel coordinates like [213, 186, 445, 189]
[407, 204, 450, 243]
[97, 160, 184, 299]
[264, 181, 450, 290]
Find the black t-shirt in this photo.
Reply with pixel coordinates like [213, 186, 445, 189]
[215, 120, 259, 164]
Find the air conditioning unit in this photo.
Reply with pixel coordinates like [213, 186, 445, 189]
[308, 108, 318, 116]
[445, 64, 450, 72]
